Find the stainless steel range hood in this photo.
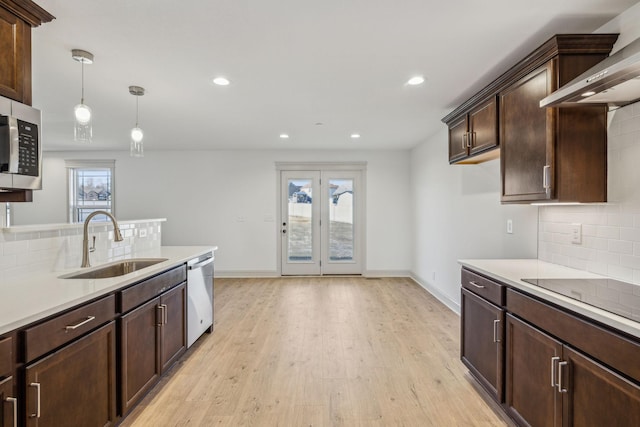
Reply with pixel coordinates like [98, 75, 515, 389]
[540, 37, 640, 108]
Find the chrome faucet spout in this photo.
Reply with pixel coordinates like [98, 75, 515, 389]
[81, 210, 123, 268]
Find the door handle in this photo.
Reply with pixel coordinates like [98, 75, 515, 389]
[493, 319, 500, 343]
[550, 356, 560, 387]
[557, 361, 568, 393]
[6, 396, 17, 427]
[161, 304, 168, 324]
[29, 382, 41, 418]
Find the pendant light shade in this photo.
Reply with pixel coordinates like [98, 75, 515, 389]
[71, 49, 94, 142]
[129, 86, 145, 157]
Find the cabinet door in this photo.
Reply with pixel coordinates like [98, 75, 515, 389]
[120, 297, 161, 415]
[500, 62, 555, 203]
[505, 314, 562, 427]
[468, 97, 498, 156]
[461, 289, 504, 402]
[160, 283, 186, 372]
[0, 7, 30, 104]
[24, 322, 116, 427]
[562, 346, 640, 427]
[1, 376, 17, 427]
[448, 116, 468, 163]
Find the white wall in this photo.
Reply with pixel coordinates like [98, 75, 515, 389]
[12, 149, 412, 276]
[410, 127, 538, 312]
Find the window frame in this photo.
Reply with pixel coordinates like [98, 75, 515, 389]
[65, 159, 116, 223]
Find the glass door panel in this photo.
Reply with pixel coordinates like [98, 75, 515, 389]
[281, 171, 320, 275]
[321, 171, 362, 275]
[328, 178, 354, 261]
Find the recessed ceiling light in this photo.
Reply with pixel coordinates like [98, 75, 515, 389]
[350, 133, 361, 139]
[407, 76, 425, 86]
[279, 134, 290, 139]
[213, 77, 230, 86]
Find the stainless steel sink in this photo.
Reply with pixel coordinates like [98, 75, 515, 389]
[60, 258, 168, 279]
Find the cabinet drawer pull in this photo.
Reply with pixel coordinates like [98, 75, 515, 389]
[65, 315, 96, 331]
[6, 396, 17, 427]
[550, 356, 560, 387]
[493, 319, 500, 343]
[29, 382, 41, 418]
[468, 281, 485, 289]
[557, 361, 568, 393]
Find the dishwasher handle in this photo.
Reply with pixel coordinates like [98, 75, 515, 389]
[188, 257, 213, 270]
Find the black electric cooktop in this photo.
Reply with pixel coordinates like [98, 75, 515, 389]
[521, 278, 640, 323]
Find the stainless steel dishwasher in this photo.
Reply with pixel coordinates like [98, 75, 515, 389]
[187, 252, 214, 348]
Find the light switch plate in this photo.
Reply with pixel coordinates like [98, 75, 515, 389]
[570, 223, 582, 244]
[507, 219, 513, 234]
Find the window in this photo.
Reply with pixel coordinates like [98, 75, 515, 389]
[66, 160, 115, 223]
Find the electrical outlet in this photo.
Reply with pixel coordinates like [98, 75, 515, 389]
[570, 223, 582, 244]
[507, 219, 513, 234]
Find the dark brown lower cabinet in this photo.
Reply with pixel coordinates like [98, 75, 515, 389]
[505, 314, 562, 426]
[1, 376, 16, 427]
[24, 322, 116, 427]
[120, 282, 186, 415]
[506, 314, 640, 427]
[461, 288, 504, 401]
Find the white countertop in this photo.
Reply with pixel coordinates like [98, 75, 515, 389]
[459, 259, 640, 339]
[0, 246, 217, 335]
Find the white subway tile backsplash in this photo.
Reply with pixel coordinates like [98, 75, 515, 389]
[609, 240, 634, 254]
[621, 254, 640, 270]
[0, 220, 164, 280]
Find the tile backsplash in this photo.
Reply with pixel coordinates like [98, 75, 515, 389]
[539, 102, 640, 284]
[0, 219, 164, 280]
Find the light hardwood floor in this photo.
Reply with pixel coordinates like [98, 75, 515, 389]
[120, 277, 509, 426]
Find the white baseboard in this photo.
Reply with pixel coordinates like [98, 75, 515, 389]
[364, 269, 412, 277]
[410, 273, 460, 315]
[216, 270, 279, 278]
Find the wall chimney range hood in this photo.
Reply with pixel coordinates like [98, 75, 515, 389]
[540, 37, 640, 108]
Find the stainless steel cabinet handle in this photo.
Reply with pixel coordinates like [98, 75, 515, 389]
[6, 396, 17, 427]
[29, 382, 41, 418]
[65, 315, 96, 331]
[470, 131, 476, 148]
[161, 304, 168, 324]
[157, 305, 164, 326]
[557, 361, 568, 393]
[468, 281, 485, 289]
[493, 319, 500, 343]
[551, 356, 560, 387]
[543, 165, 551, 190]
[462, 133, 468, 150]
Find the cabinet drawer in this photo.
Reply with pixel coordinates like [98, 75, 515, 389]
[461, 269, 504, 306]
[507, 288, 640, 383]
[120, 265, 186, 313]
[0, 336, 12, 377]
[24, 295, 116, 363]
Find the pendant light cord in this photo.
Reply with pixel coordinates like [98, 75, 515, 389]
[80, 60, 85, 104]
[135, 95, 139, 127]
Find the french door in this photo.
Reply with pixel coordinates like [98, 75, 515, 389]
[280, 168, 364, 275]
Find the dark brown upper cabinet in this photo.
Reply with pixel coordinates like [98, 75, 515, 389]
[443, 34, 618, 203]
[0, 0, 54, 105]
[448, 96, 499, 164]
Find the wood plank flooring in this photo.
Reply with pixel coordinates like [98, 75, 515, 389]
[120, 277, 509, 426]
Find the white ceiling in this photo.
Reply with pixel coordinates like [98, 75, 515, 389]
[32, 0, 638, 152]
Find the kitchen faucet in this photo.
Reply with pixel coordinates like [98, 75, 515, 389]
[81, 210, 123, 268]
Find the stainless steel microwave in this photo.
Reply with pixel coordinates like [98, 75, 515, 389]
[0, 96, 42, 191]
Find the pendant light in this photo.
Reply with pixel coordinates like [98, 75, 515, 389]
[129, 86, 145, 157]
[71, 49, 94, 142]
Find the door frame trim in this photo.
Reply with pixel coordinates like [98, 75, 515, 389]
[275, 162, 367, 276]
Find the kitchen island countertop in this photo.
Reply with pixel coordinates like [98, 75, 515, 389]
[459, 259, 640, 339]
[0, 246, 216, 335]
